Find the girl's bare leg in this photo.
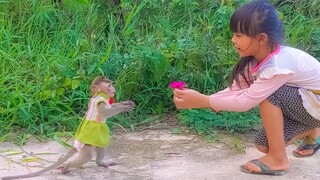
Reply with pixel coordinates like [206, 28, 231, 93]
[244, 100, 289, 172]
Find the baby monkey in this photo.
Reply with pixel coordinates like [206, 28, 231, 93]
[1, 76, 135, 180]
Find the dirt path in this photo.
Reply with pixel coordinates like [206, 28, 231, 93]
[0, 128, 319, 180]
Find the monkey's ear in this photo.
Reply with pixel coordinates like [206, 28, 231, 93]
[91, 85, 100, 93]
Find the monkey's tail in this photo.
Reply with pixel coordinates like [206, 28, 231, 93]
[1, 148, 77, 180]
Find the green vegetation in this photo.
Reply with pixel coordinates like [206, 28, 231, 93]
[1, 0, 319, 141]
[179, 108, 260, 134]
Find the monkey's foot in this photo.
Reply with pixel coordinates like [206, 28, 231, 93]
[96, 160, 116, 168]
[58, 163, 70, 174]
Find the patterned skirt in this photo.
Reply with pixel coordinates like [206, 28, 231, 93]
[254, 85, 320, 147]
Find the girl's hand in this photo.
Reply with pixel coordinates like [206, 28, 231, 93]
[173, 88, 210, 109]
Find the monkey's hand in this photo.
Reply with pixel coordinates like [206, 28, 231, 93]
[118, 100, 135, 113]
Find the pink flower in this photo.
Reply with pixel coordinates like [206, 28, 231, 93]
[169, 81, 186, 90]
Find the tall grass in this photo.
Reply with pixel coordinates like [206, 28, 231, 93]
[0, 0, 319, 139]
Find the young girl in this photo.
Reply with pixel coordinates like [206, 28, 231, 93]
[173, 0, 320, 176]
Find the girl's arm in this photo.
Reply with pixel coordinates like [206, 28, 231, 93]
[173, 71, 251, 110]
[209, 72, 293, 112]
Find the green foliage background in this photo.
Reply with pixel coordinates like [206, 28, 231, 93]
[0, 0, 319, 139]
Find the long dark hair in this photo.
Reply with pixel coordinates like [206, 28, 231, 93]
[229, 0, 284, 88]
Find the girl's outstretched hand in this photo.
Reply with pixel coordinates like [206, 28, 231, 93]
[173, 88, 210, 109]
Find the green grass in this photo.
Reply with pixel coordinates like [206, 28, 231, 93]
[0, 0, 319, 141]
[179, 108, 261, 135]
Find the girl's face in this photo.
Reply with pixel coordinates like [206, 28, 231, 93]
[231, 33, 260, 57]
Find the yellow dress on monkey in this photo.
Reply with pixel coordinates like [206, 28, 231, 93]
[74, 92, 112, 151]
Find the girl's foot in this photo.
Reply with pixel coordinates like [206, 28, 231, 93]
[293, 142, 320, 157]
[293, 136, 320, 157]
[242, 154, 289, 174]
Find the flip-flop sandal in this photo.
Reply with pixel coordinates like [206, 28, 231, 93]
[293, 143, 320, 158]
[240, 159, 285, 176]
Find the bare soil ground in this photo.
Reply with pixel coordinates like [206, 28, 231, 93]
[0, 122, 319, 180]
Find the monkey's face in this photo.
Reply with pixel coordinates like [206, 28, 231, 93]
[99, 81, 115, 97]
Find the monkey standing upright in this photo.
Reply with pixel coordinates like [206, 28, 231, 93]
[1, 76, 135, 180]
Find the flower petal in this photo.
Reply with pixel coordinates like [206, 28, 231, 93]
[169, 81, 186, 89]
